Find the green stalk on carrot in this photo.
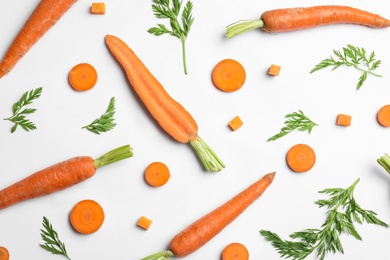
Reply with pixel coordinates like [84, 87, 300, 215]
[377, 153, 390, 174]
[0, 145, 133, 210]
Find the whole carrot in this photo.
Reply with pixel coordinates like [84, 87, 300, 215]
[105, 34, 224, 172]
[226, 5, 390, 38]
[141, 172, 276, 259]
[0, 0, 78, 78]
[0, 145, 132, 210]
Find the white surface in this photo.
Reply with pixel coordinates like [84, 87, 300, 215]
[1, 0, 390, 259]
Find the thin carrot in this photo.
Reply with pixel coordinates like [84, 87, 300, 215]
[137, 216, 153, 230]
[91, 2, 106, 15]
[0, 246, 9, 260]
[68, 63, 98, 91]
[70, 199, 105, 234]
[377, 104, 390, 127]
[222, 242, 249, 260]
[144, 162, 170, 187]
[212, 59, 246, 92]
[0, 145, 132, 210]
[105, 34, 225, 172]
[0, 0, 78, 78]
[286, 144, 316, 173]
[226, 5, 390, 38]
[140, 172, 275, 259]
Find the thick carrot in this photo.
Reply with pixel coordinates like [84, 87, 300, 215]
[68, 63, 98, 91]
[0, 246, 9, 260]
[222, 242, 249, 260]
[286, 144, 316, 173]
[0, 0, 78, 78]
[0, 145, 132, 210]
[105, 34, 225, 172]
[212, 59, 246, 92]
[144, 162, 171, 187]
[377, 104, 390, 127]
[226, 5, 390, 38]
[70, 199, 105, 234]
[140, 172, 275, 259]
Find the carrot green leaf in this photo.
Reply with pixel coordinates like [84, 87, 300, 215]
[40, 216, 71, 260]
[82, 96, 116, 134]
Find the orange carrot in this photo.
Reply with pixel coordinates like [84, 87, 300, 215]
[91, 2, 106, 15]
[286, 144, 316, 173]
[105, 34, 225, 172]
[137, 216, 153, 230]
[336, 113, 352, 127]
[222, 242, 249, 260]
[377, 104, 390, 127]
[268, 64, 281, 76]
[68, 63, 98, 91]
[226, 5, 390, 38]
[0, 145, 132, 210]
[228, 116, 243, 131]
[0, 0, 78, 78]
[144, 162, 170, 187]
[140, 172, 275, 259]
[212, 59, 246, 92]
[70, 199, 105, 234]
[0, 246, 9, 260]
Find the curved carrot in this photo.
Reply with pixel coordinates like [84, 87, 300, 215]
[226, 5, 390, 38]
[0, 145, 132, 210]
[140, 172, 275, 259]
[144, 162, 171, 187]
[377, 104, 390, 127]
[68, 63, 98, 91]
[222, 242, 249, 260]
[0, 246, 9, 260]
[70, 199, 105, 234]
[0, 0, 78, 78]
[105, 34, 225, 172]
[286, 144, 316, 173]
[212, 59, 246, 92]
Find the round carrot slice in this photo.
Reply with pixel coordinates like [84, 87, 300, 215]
[0, 246, 10, 260]
[286, 144, 316, 173]
[377, 104, 390, 127]
[68, 63, 98, 91]
[222, 242, 249, 260]
[70, 199, 105, 234]
[144, 162, 170, 187]
[212, 59, 246, 92]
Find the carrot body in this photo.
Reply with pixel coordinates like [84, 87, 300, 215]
[0, 0, 78, 78]
[0, 145, 132, 210]
[212, 59, 246, 92]
[261, 6, 390, 33]
[144, 162, 171, 187]
[0, 246, 10, 260]
[377, 105, 390, 127]
[91, 2, 106, 15]
[70, 199, 105, 234]
[286, 144, 316, 173]
[68, 63, 98, 91]
[137, 216, 153, 230]
[147, 172, 274, 258]
[222, 242, 249, 260]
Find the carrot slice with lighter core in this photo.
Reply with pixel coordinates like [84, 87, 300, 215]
[68, 63, 98, 91]
[222, 242, 249, 260]
[286, 144, 316, 173]
[144, 162, 171, 187]
[212, 59, 246, 92]
[377, 105, 390, 127]
[70, 199, 105, 234]
[0, 246, 10, 260]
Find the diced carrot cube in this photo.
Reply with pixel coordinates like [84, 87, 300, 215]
[137, 216, 153, 230]
[336, 114, 352, 126]
[228, 116, 243, 131]
[268, 64, 281, 76]
[91, 2, 106, 15]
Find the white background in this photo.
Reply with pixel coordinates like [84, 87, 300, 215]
[1, 0, 390, 259]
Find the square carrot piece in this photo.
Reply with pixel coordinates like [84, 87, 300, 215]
[268, 64, 281, 76]
[336, 114, 352, 126]
[137, 216, 153, 230]
[91, 2, 106, 15]
[228, 116, 243, 131]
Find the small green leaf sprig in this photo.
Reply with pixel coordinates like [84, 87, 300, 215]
[148, 0, 194, 75]
[310, 44, 382, 90]
[267, 110, 318, 141]
[260, 179, 389, 260]
[40, 216, 71, 259]
[4, 87, 42, 133]
[82, 96, 116, 134]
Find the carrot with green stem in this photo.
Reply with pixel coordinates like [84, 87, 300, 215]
[0, 145, 132, 210]
[226, 5, 390, 38]
[105, 34, 224, 172]
[0, 0, 78, 78]
[140, 172, 275, 259]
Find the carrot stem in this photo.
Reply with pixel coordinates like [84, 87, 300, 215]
[226, 19, 264, 38]
[140, 250, 174, 260]
[190, 134, 225, 172]
[93, 145, 133, 169]
[377, 153, 390, 174]
[181, 37, 188, 75]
